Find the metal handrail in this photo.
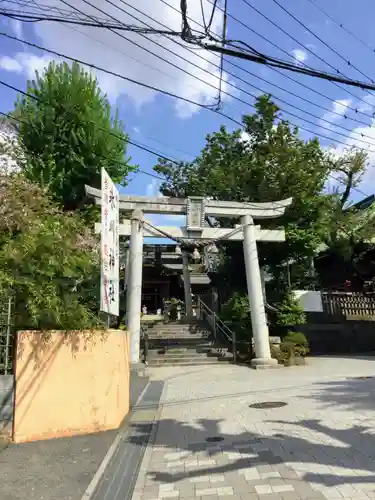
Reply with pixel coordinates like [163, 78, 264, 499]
[140, 324, 149, 365]
[197, 297, 237, 362]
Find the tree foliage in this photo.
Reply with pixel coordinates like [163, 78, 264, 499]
[323, 148, 374, 260]
[0, 171, 101, 330]
[155, 96, 332, 259]
[154, 95, 374, 289]
[276, 291, 306, 326]
[13, 61, 134, 210]
[220, 293, 252, 340]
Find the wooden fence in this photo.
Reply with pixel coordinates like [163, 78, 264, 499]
[322, 292, 375, 319]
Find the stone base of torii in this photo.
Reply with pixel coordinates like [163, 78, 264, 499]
[86, 187, 292, 370]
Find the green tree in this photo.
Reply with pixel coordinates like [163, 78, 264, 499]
[155, 95, 333, 288]
[0, 171, 101, 330]
[276, 291, 306, 326]
[13, 61, 134, 210]
[324, 148, 374, 258]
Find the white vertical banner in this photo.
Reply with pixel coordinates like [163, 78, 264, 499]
[100, 168, 120, 316]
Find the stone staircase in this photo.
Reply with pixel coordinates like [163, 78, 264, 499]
[142, 320, 231, 367]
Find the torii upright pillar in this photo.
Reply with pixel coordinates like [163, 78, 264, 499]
[242, 214, 277, 368]
[86, 185, 292, 369]
[126, 209, 144, 364]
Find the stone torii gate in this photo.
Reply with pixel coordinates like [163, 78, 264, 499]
[86, 186, 292, 369]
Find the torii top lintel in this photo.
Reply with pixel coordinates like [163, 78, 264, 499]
[85, 185, 292, 220]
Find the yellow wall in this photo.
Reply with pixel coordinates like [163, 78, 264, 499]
[13, 329, 130, 443]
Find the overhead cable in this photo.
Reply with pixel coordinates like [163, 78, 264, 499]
[270, 0, 375, 84]
[160, 0, 375, 127]
[2, 30, 375, 153]
[51, 0, 375, 146]
[0, 83, 371, 201]
[304, 0, 375, 55]
[237, 0, 375, 109]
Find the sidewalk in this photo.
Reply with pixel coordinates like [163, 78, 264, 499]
[0, 428, 117, 500]
[0, 370, 149, 500]
[131, 357, 375, 500]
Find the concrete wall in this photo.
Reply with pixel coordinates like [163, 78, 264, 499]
[13, 329, 130, 443]
[293, 290, 323, 312]
[0, 375, 14, 436]
[302, 320, 375, 355]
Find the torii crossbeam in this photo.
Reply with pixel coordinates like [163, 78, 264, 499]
[86, 186, 292, 370]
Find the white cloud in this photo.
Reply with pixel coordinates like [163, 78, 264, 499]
[141, 178, 186, 227]
[292, 48, 307, 65]
[1, 0, 234, 118]
[319, 98, 351, 131]
[357, 94, 375, 114]
[146, 178, 161, 197]
[0, 52, 57, 79]
[0, 56, 23, 73]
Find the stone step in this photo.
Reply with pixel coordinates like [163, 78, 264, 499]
[145, 323, 207, 331]
[148, 346, 228, 354]
[148, 350, 222, 358]
[146, 336, 211, 343]
[147, 335, 210, 341]
[146, 330, 212, 338]
[147, 357, 231, 366]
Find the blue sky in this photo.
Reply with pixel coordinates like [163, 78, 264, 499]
[1, 0, 375, 246]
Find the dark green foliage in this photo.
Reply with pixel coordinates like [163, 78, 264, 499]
[281, 331, 309, 359]
[0, 173, 101, 330]
[155, 95, 332, 264]
[154, 95, 374, 290]
[14, 61, 135, 209]
[276, 291, 306, 326]
[220, 293, 252, 340]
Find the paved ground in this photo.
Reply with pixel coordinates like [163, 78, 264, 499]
[0, 429, 116, 500]
[132, 356, 375, 500]
[0, 371, 149, 500]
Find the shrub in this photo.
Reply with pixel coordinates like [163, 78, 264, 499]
[220, 293, 252, 341]
[0, 173, 101, 330]
[276, 291, 306, 326]
[281, 330, 309, 358]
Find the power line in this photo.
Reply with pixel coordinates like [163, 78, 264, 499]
[304, 0, 375, 55]
[0, 9, 181, 34]
[198, 0, 375, 121]
[54, 0, 375, 147]
[28, 0, 368, 139]
[2, 31, 375, 155]
[160, 0, 375, 128]
[236, 0, 375, 109]
[270, 0, 375, 84]
[0, 82, 371, 201]
[79, 0, 375, 144]
[0, 31, 244, 127]
[5, 0, 375, 98]
[0, 108, 167, 181]
[58, 0, 223, 110]
[60, 0, 223, 110]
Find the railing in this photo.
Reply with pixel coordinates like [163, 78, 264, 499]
[140, 324, 149, 365]
[197, 297, 237, 363]
[322, 292, 375, 319]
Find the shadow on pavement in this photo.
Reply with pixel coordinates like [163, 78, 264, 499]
[126, 377, 375, 494]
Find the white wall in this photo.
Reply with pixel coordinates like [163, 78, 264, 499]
[293, 290, 323, 312]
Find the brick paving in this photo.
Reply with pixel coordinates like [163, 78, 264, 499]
[131, 357, 375, 500]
